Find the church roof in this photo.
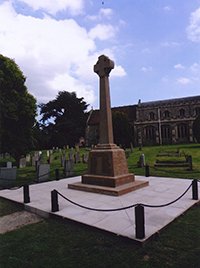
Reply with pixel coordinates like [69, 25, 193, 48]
[138, 95, 200, 107]
[87, 105, 136, 126]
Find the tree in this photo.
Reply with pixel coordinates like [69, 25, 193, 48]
[193, 115, 200, 142]
[112, 111, 133, 148]
[39, 91, 88, 148]
[0, 54, 37, 165]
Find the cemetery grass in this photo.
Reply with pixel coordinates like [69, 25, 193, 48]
[127, 143, 200, 179]
[0, 198, 23, 217]
[0, 198, 199, 268]
[1, 144, 199, 189]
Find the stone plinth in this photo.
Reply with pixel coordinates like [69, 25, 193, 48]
[68, 144, 148, 196]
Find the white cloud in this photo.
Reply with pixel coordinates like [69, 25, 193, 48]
[87, 8, 113, 21]
[48, 73, 95, 104]
[141, 48, 151, 54]
[88, 24, 116, 40]
[163, 6, 172, 12]
[187, 7, 200, 42]
[190, 62, 200, 74]
[99, 8, 113, 19]
[177, 77, 191, 85]
[161, 41, 180, 47]
[140, 66, 152, 72]
[174, 64, 185, 69]
[111, 65, 126, 77]
[17, 0, 84, 15]
[0, 1, 125, 106]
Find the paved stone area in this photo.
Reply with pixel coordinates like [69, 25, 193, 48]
[0, 176, 199, 242]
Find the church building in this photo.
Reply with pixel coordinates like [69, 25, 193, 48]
[86, 95, 200, 146]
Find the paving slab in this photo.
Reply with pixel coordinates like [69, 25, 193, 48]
[0, 176, 199, 243]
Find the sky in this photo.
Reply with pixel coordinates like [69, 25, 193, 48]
[0, 0, 200, 109]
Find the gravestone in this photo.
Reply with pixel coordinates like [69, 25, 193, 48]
[31, 156, 36, 167]
[37, 164, 50, 182]
[7, 162, 12, 168]
[69, 150, 74, 162]
[64, 160, 74, 177]
[82, 153, 89, 163]
[46, 150, 50, 158]
[68, 55, 148, 196]
[61, 154, 66, 167]
[0, 167, 17, 187]
[26, 154, 31, 163]
[19, 157, 26, 168]
[137, 154, 145, 167]
[75, 152, 80, 163]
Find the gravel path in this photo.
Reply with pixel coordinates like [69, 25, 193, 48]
[0, 211, 42, 234]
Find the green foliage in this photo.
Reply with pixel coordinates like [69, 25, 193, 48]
[39, 91, 88, 148]
[112, 111, 133, 147]
[193, 114, 200, 142]
[0, 54, 37, 164]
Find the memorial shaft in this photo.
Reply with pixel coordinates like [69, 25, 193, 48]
[94, 55, 114, 145]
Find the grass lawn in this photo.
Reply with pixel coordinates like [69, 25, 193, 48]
[0, 144, 200, 267]
[0, 144, 199, 189]
[0, 198, 199, 268]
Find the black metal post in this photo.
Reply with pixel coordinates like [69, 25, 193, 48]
[135, 205, 145, 239]
[145, 164, 150, 177]
[23, 185, 30, 203]
[51, 190, 59, 212]
[55, 169, 59, 180]
[192, 179, 198, 200]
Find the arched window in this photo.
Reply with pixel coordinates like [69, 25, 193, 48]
[149, 112, 155, 120]
[178, 124, 189, 139]
[195, 107, 200, 116]
[164, 110, 170, 118]
[179, 109, 185, 117]
[145, 126, 156, 144]
[161, 125, 172, 144]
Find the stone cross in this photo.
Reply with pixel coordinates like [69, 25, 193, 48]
[94, 55, 114, 145]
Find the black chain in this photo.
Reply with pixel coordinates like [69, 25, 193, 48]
[56, 181, 194, 212]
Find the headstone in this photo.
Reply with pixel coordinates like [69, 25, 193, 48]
[64, 160, 74, 177]
[137, 154, 145, 167]
[75, 152, 80, 163]
[31, 156, 36, 167]
[26, 154, 31, 163]
[130, 143, 134, 153]
[61, 154, 66, 167]
[82, 153, 89, 163]
[69, 150, 74, 162]
[0, 167, 17, 187]
[19, 157, 26, 168]
[37, 164, 50, 182]
[7, 162, 12, 168]
[187, 155, 193, 171]
[34, 151, 39, 159]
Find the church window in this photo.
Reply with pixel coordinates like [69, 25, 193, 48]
[179, 109, 185, 117]
[164, 110, 170, 118]
[149, 112, 155, 120]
